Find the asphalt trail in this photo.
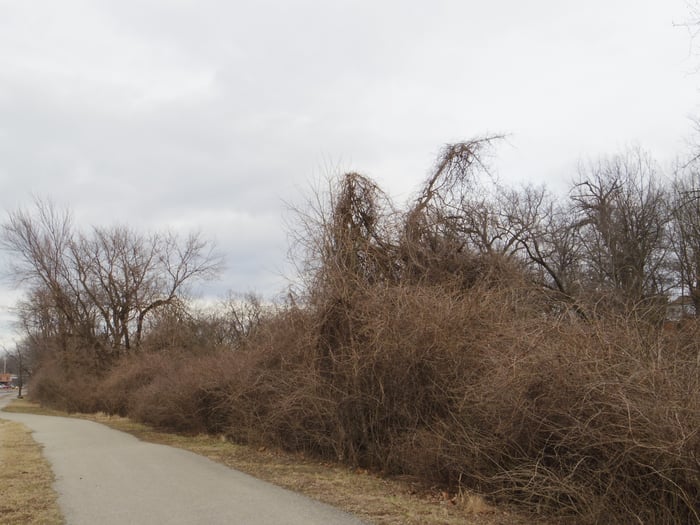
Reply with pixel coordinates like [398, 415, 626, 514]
[0, 393, 367, 525]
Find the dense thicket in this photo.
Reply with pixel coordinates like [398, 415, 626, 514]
[7, 140, 700, 523]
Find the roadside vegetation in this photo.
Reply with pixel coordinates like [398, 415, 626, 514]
[2, 138, 700, 523]
[0, 417, 63, 524]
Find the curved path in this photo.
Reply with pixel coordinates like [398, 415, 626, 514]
[0, 393, 366, 525]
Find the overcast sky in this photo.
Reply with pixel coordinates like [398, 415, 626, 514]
[1, 0, 698, 342]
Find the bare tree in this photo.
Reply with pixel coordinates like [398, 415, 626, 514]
[290, 171, 399, 299]
[400, 137, 512, 286]
[570, 148, 671, 310]
[670, 165, 700, 313]
[7, 345, 28, 398]
[218, 292, 267, 347]
[1, 199, 88, 355]
[1, 199, 222, 363]
[502, 185, 585, 300]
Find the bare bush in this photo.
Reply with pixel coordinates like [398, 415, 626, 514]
[28, 353, 103, 413]
[409, 316, 700, 523]
[21, 143, 700, 523]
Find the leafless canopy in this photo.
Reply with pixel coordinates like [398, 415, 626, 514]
[1, 199, 222, 364]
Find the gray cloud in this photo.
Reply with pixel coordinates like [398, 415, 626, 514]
[0, 0, 697, 328]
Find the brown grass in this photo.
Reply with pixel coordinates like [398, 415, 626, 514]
[0, 417, 63, 524]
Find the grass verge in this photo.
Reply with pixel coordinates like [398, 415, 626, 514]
[3, 398, 539, 525]
[0, 416, 63, 524]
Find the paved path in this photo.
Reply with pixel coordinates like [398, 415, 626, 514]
[0, 393, 366, 525]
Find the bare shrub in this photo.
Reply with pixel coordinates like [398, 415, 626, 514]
[94, 352, 176, 416]
[19, 142, 700, 523]
[233, 152, 698, 522]
[115, 351, 237, 435]
[405, 316, 700, 523]
[219, 305, 338, 451]
[28, 353, 103, 413]
[128, 371, 202, 433]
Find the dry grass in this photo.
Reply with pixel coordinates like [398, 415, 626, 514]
[0, 417, 63, 524]
[5, 398, 537, 525]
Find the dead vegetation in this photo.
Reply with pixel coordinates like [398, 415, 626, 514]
[0, 418, 63, 524]
[11, 139, 700, 523]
